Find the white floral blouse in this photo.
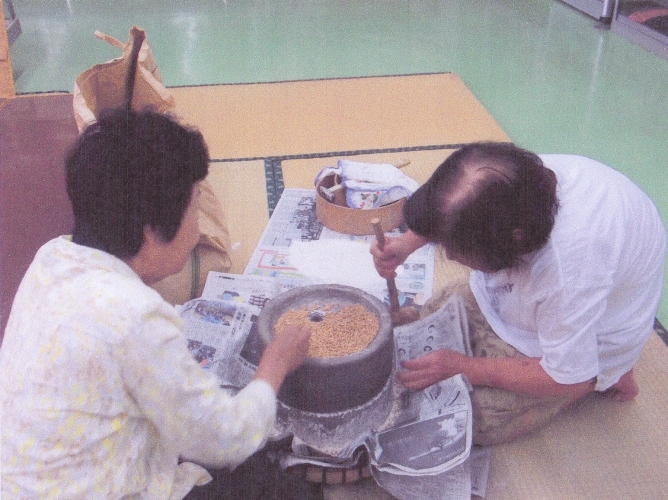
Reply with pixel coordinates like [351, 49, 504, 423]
[0, 236, 277, 499]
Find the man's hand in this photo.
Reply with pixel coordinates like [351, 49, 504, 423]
[397, 348, 597, 401]
[370, 230, 427, 279]
[397, 348, 468, 391]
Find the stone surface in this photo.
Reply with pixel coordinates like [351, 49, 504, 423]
[258, 284, 393, 413]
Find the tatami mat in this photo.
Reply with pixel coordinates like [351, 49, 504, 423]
[280, 146, 668, 499]
[196, 73, 508, 283]
[485, 331, 668, 499]
[170, 73, 510, 161]
[206, 160, 269, 275]
[191, 74, 668, 500]
[2, 73, 667, 500]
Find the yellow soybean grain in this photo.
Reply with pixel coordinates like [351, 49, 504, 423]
[275, 303, 379, 358]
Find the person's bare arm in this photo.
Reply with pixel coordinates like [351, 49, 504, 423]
[398, 348, 595, 399]
[254, 325, 310, 394]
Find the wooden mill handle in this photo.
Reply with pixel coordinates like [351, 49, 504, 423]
[371, 218, 400, 311]
[371, 218, 386, 248]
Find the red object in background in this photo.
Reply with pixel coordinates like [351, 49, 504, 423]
[0, 94, 78, 341]
[628, 7, 668, 23]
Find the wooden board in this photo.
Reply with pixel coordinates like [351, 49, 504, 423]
[0, 0, 15, 99]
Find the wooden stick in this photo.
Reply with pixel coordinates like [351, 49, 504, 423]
[124, 28, 145, 114]
[371, 218, 401, 312]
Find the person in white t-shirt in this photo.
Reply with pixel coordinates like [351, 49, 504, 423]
[0, 109, 321, 500]
[371, 142, 666, 445]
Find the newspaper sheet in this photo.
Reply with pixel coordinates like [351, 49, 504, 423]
[181, 271, 491, 498]
[179, 298, 259, 390]
[470, 446, 492, 498]
[243, 188, 435, 309]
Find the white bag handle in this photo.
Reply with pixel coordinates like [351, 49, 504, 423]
[93, 30, 124, 49]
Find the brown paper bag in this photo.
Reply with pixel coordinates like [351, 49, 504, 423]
[151, 180, 233, 305]
[72, 27, 233, 304]
[73, 26, 175, 132]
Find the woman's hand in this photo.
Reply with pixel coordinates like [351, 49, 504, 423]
[370, 230, 428, 279]
[254, 325, 311, 394]
[397, 348, 468, 391]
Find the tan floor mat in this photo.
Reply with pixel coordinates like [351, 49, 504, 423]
[170, 73, 509, 161]
[3, 73, 667, 500]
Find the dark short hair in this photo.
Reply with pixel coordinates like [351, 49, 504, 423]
[66, 109, 209, 258]
[404, 142, 558, 271]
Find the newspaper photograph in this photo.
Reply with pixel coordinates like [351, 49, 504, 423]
[367, 378, 471, 476]
[202, 271, 291, 307]
[179, 298, 262, 390]
[372, 462, 472, 500]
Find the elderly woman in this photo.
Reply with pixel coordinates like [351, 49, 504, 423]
[0, 110, 316, 499]
[372, 142, 666, 445]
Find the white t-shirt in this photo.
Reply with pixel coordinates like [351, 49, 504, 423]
[470, 155, 666, 391]
[1, 236, 277, 500]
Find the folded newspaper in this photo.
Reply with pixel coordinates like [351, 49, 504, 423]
[243, 188, 435, 310]
[180, 272, 491, 499]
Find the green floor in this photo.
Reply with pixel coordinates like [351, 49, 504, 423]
[8, 0, 668, 323]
